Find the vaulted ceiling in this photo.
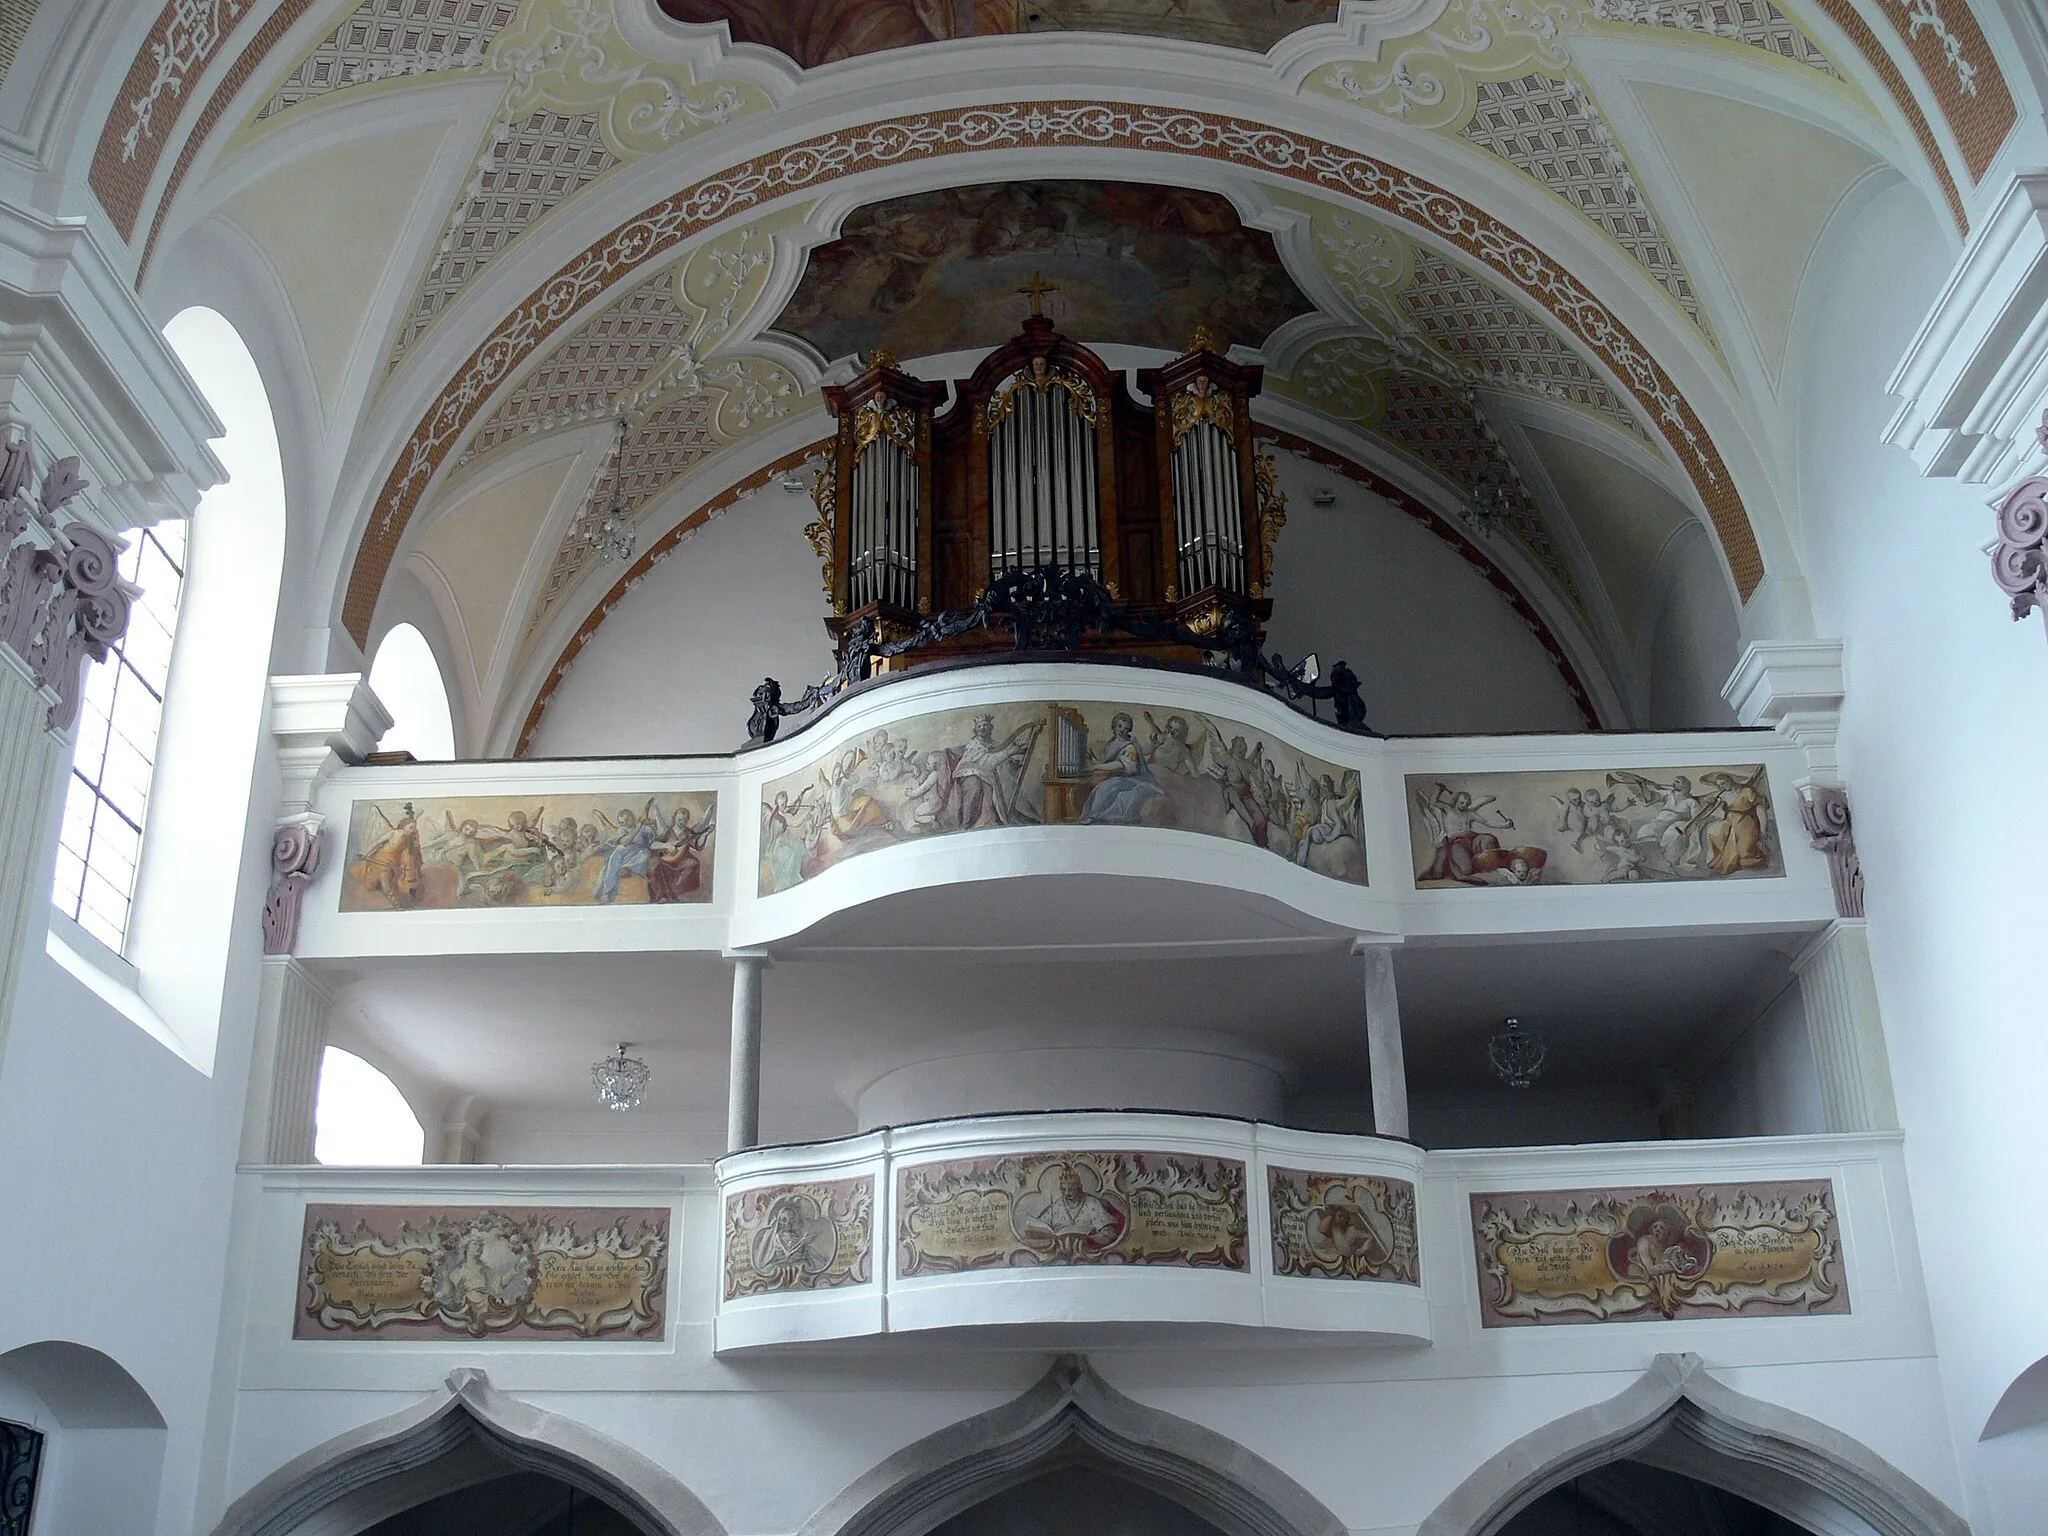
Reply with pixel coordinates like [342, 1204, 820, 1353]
[70, 0, 2022, 751]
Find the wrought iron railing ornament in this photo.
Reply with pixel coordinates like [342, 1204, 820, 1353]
[746, 565, 1372, 746]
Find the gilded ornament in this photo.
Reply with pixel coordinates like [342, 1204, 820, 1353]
[804, 470, 841, 612]
[1170, 376, 1234, 446]
[1255, 446, 1287, 590]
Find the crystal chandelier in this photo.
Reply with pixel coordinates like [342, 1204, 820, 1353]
[1487, 1017, 1546, 1090]
[591, 1042, 650, 1112]
[573, 416, 636, 564]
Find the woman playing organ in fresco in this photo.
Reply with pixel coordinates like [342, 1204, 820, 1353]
[1078, 713, 1164, 825]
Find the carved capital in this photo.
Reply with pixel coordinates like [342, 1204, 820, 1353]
[1992, 420, 2048, 631]
[262, 819, 324, 956]
[1798, 785, 1864, 919]
[0, 443, 138, 732]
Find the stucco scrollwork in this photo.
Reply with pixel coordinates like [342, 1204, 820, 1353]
[262, 820, 324, 955]
[1797, 784, 1862, 920]
[0, 441, 138, 734]
[1992, 422, 2048, 635]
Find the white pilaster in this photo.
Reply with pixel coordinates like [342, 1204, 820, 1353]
[1793, 921, 1900, 1134]
[240, 956, 332, 1165]
[0, 651, 62, 1070]
[439, 1095, 486, 1164]
[1355, 939, 1410, 1140]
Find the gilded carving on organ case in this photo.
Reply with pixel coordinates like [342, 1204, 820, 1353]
[723, 1179, 875, 1299]
[1409, 765, 1781, 887]
[1470, 1181, 1847, 1327]
[341, 791, 716, 910]
[897, 1151, 1247, 1274]
[760, 700, 1365, 895]
[1268, 1168, 1421, 1284]
[297, 1205, 668, 1339]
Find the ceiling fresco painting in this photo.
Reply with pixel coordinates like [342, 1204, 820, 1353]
[654, 0, 1343, 67]
[771, 181, 1316, 362]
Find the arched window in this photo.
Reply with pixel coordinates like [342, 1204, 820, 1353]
[50, 522, 186, 949]
[51, 307, 281, 954]
[314, 1047, 425, 1166]
[368, 621, 456, 760]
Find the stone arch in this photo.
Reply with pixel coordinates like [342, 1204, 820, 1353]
[801, 1354, 1343, 1536]
[1417, 1352, 1967, 1536]
[211, 1367, 727, 1536]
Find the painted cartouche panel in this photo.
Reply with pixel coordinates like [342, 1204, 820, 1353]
[1268, 1167, 1421, 1285]
[296, 1205, 668, 1340]
[1408, 765, 1781, 888]
[1469, 1182, 1847, 1328]
[760, 701, 1366, 894]
[340, 791, 716, 910]
[723, 1178, 875, 1299]
[897, 1151, 1247, 1274]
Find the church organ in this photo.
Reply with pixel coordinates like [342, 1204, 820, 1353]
[814, 301, 1280, 673]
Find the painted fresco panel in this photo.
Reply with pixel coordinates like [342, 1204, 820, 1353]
[296, 1205, 668, 1340]
[1469, 1181, 1847, 1327]
[773, 180, 1313, 359]
[897, 1151, 1247, 1274]
[1407, 765, 1781, 888]
[761, 701, 1365, 894]
[340, 791, 716, 910]
[723, 1178, 875, 1299]
[1268, 1167, 1421, 1285]
[656, 2, 1343, 70]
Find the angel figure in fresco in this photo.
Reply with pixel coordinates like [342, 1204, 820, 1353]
[1079, 712, 1165, 825]
[592, 802, 661, 903]
[760, 786, 820, 891]
[1700, 768, 1773, 876]
[1205, 729, 1272, 847]
[353, 801, 426, 908]
[953, 713, 1042, 827]
[1415, 784, 1513, 885]
[424, 813, 511, 897]
[1143, 711, 1205, 777]
[548, 816, 587, 893]
[1014, 1163, 1127, 1259]
[1610, 771, 1706, 871]
[1293, 770, 1361, 867]
[477, 807, 560, 889]
[648, 804, 716, 903]
[823, 748, 897, 840]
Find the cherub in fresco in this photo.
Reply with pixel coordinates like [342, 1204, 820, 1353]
[424, 813, 510, 896]
[548, 817, 587, 893]
[1142, 711, 1204, 777]
[1415, 784, 1523, 886]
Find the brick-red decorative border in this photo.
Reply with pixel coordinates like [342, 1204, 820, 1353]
[512, 441, 828, 755]
[1812, 0, 1966, 229]
[511, 427, 1604, 757]
[349, 102, 1770, 647]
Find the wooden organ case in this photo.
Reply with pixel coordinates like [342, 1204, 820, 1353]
[815, 314, 1280, 672]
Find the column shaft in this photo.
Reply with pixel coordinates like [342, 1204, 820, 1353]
[240, 956, 330, 1164]
[1795, 920, 1899, 1133]
[1358, 942, 1410, 1139]
[0, 655, 63, 1071]
[727, 954, 765, 1152]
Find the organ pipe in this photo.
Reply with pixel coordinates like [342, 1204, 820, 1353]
[989, 377, 1100, 578]
[1173, 419, 1245, 596]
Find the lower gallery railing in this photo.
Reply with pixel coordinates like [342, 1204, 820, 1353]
[248, 1121, 1923, 1372]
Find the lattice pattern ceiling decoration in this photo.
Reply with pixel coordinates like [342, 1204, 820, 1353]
[1461, 73, 1708, 334]
[255, 0, 520, 119]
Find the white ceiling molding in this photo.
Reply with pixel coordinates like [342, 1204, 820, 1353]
[1885, 170, 2048, 487]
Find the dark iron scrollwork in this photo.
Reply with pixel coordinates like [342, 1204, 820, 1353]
[0, 1419, 44, 1536]
[746, 565, 1372, 745]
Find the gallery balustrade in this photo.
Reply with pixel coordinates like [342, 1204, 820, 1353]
[286, 659, 1843, 963]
